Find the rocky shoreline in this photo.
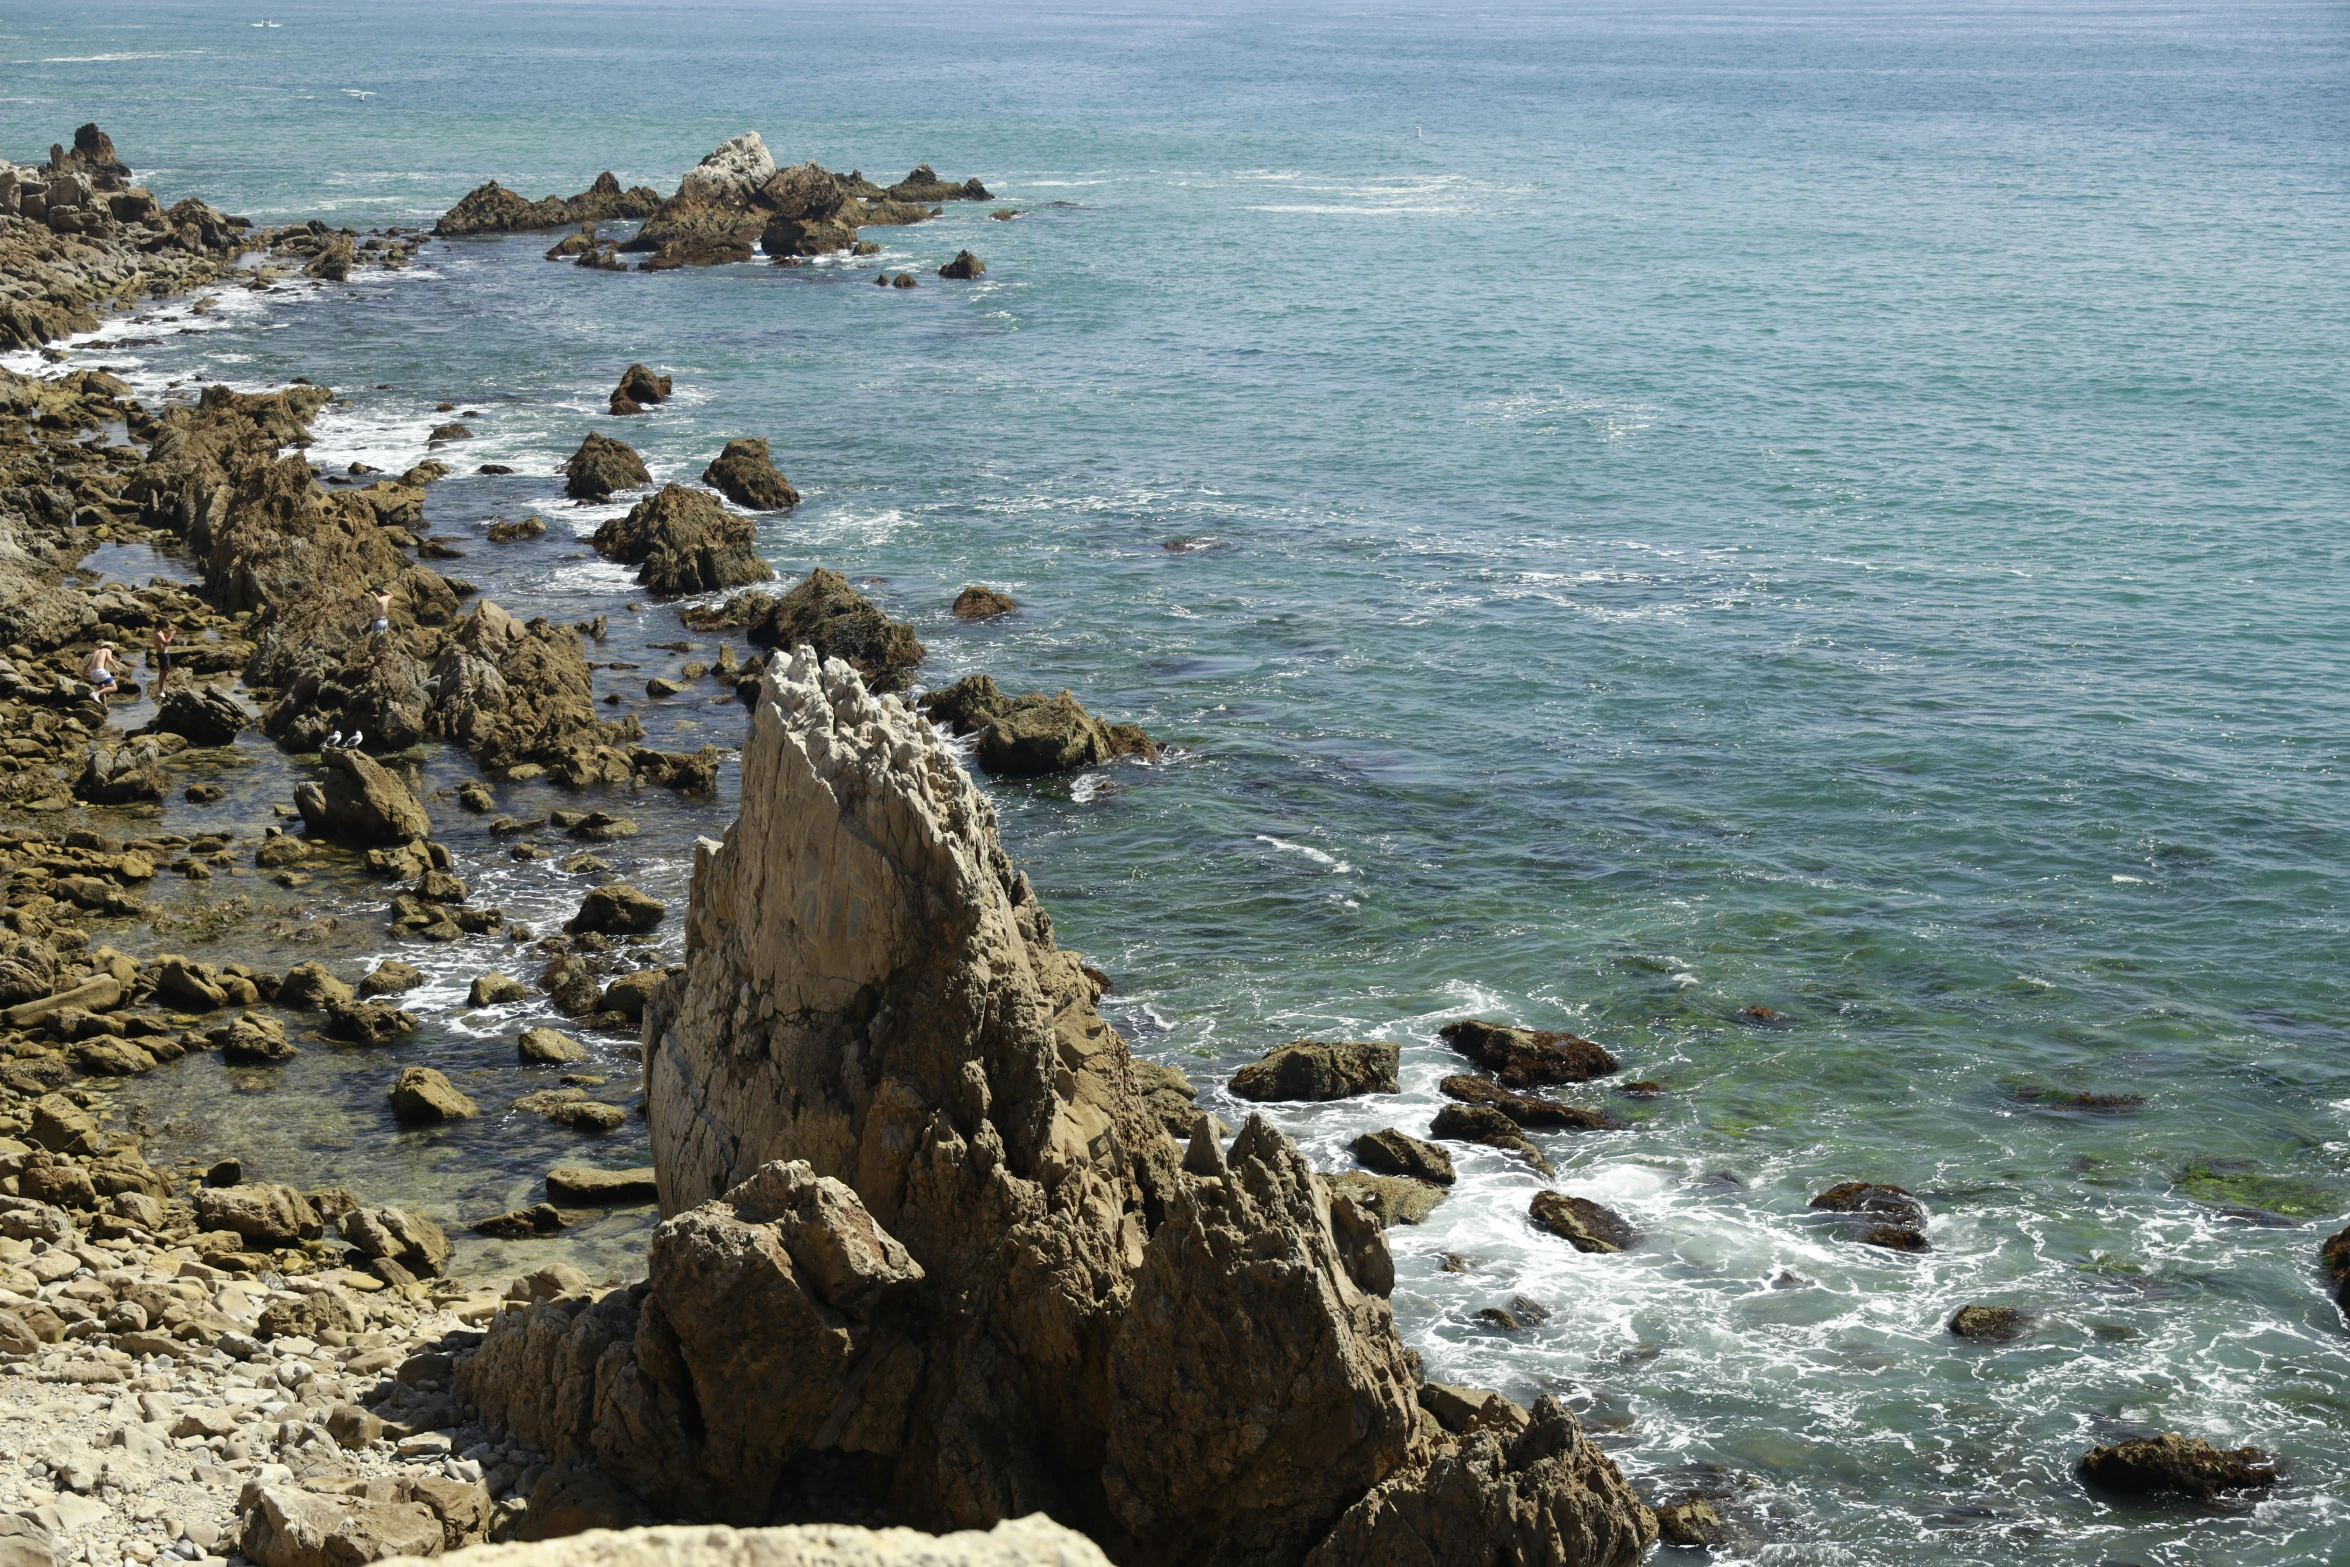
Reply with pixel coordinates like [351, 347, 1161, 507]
[0, 123, 2333, 1567]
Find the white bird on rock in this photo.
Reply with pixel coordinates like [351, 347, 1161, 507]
[326, 730, 344, 750]
[348, 729, 363, 750]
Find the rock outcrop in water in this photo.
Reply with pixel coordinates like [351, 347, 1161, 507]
[604, 135, 983, 269]
[918, 674, 1155, 776]
[434, 172, 662, 237]
[456, 649, 1654, 1565]
[592, 485, 774, 597]
[735, 570, 924, 693]
[702, 438, 799, 511]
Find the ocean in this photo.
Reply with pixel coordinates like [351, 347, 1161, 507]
[7, 0, 2350, 1558]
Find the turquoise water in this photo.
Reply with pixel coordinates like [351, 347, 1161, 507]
[10, 0, 2350, 1559]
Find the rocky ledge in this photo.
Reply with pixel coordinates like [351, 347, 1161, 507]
[434, 174, 662, 239]
[449, 649, 1656, 1565]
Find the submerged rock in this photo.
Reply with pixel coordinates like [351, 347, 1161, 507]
[700, 437, 799, 511]
[1810, 1181, 1928, 1249]
[593, 484, 773, 597]
[1230, 1039, 1399, 1101]
[457, 646, 1652, 1562]
[1439, 1018, 1619, 1087]
[2076, 1432, 2277, 1500]
[563, 432, 652, 501]
[1429, 1104, 1554, 1176]
[1949, 1304, 2032, 1342]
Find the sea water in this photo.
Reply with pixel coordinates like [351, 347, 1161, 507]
[6, 0, 2349, 1558]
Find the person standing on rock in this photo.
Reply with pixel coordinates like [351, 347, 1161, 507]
[81, 641, 120, 709]
[151, 622, 175, 692]
[367, 585, 393, 639]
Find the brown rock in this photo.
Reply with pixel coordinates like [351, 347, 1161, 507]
[1949, 1304, 2031, 1342]
[700, 438, 799, 511]
[951, 585, 1016, 620]
[1439, 1074, 1617, 1130]
[390, 1066, 479, 1123]
[1528, 1190, 1640, 1253]
[278, 960, 354, 1010]
[1325, 1171, 1446, 1227]
[566, 883, 666, 935]
[746, 568, 924, 693]
[609, 363, 673, 415]
[563, 432, 652, 501]
[195, 1182, 322, 1246]
[937, 250, 985, 280]
[239, 1485, 443, 1567]
[1352, 1128, 1456, 1186]
[1439, 1018, 1619, 1086]
[917, 676, 1156, 775]
[545, 1166, 659, 1205]
[520, 1026, 590, 1064]
[2077, 1432, 2277, 1500]
[1230, 1039, 1399, 1101]
[434, 172, 660, 237]
[294, 749, 433, 845]
[1428, 1104, 1554, 1176]
[359, 959, 425, 997]
[344, 1205, 453, 1276]
[593, 484, 773, 596]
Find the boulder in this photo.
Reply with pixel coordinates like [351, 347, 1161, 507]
[1230, 1039, 1399, 1102]
[1949, 1304, 2031, 1342]
[1429, 1104, 1554, 1176]
[938, 250, 986, 280]
[488, 515, 547, 542]
[514, 1090, 626, 1132]
[1324, 1171, 1446, 1227]
[238, 1484, 444, 1567]
[219, 1012, 297, 1064]
[151, 683, 250, 746]
[476, 1204, 569, 1240]
[563, 432, 652, 501]
[1438, 1019, 1619, 1086]
[1438, 1074, 1616, 1131]
[434, 171, 661, 236]
[278, 960, 355, 1010]
[566, 883, 667, 935]
[745, 568, 924, 693]
[546, 1166, 659, 1204]
[951, 585, 1015, 620]
[397, 1518, 1109, 1567]
[609, 363, 672, 416]
[295, 749, 433, 845]
[918, 677, 1154, 775]
[885, 165, 991, 202]
[600, 967, 669, 1019]
[592, 484, 773, 596]
[1528, 1191, 1639, 1254]
[470, 972, 529, 1007]
[1652, 1497, 1728, 1548]
[343, 1205, 453, 1276]
[74, 744, 166, 805]
[195, 1182, 322, 1246]
[1810, 1181, 1928, 1249]
[519, 1026, 590, 1064]
[325, 998, 420, 1045]
[1351, 1129, 1455, 1186]
[701, 438, 799, 511]
[390, 1066, 479, 1124]
[359, 959, 425, 996]
[2076, 1432, 2277, 1499]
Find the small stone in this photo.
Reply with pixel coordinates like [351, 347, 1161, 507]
[1949, 1304, 2032, 1342]
[389, 1066, 479, 1123]
[518, 1026, 589, 1064]
[468, 972, 529, 1007]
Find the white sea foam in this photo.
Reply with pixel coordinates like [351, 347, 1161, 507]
[1255, 833, 1351, 873]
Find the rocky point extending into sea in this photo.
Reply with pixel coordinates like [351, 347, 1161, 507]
[0, 123, 2326, 1567]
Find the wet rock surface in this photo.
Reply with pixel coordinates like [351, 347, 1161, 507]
[1528, 1191, 1640, 1254]
[699, 438, 798, 511]
[2076, 1432, 2277, 1500]
[739, 569, 923, 693]
[592, 486, 772, 597]
[916, 674, 1154, 776]
[1229, 1038, 1399, 1101]
[1438, 1019, 1619, 1087]
[435, 171, 662, 237]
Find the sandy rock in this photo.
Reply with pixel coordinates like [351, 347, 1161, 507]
[343, 1204, 454, 1276]
[592, 485, 772, 597]
[744, 569, 923, 693]
[1528, 1191, 1639, 1254]
[1230, 1039, 1398, 1102]
[360, 959, 426, 996]
[1438, 1019, 1619, 1087]
[280, 960, 357, 1009]
[519, 1026, 590, 1064]
[563, 433, 652, 502]
[565, 884, 666, 935]
[296, 749, 433, 845]
[239, 1483, 444, 1567]
[700, 438, 798, 511]
[391, 1066, 479, 1123]
[471, 972, 530, 1007]
[219, 1011, 298, 1064]
[195, 1181, 322, 1246]
[1324, 1171, 1446, 1226]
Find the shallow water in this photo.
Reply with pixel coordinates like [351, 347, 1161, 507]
[10, 0, 2350, 1558]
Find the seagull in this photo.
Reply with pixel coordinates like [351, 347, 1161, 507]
[348, 729, 363, 750]
[326, 730, 344, 750]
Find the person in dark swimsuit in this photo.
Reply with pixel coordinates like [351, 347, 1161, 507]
[152, 623, 175, 691]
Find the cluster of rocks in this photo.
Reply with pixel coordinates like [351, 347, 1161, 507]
[436, 135, 993, 273]
[449, 648, 1660, 1564]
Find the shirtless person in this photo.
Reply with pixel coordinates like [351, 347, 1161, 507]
[367, 586, 393, 638]
[151, 623, 176, 692]
[81, 642, 120, 710]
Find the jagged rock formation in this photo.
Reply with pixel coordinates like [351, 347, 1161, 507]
[565, 432, 653, 500]
[458, 651, 1653, 1566]
[592, 485, 773, 596]
[435, 172, 662, 237]
[740, 570, 923, 693]
[887, 165, 992, 203]
[702, 438, 799, 511]
[609, 135, 980, 269]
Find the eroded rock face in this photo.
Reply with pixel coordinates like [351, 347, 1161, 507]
[746, 570, 923, 694]
[459, 650, 1652, 1566]
[293, 749, 432, 845]
[564, 433, 652, 501]
[702, 439, 799, 511]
